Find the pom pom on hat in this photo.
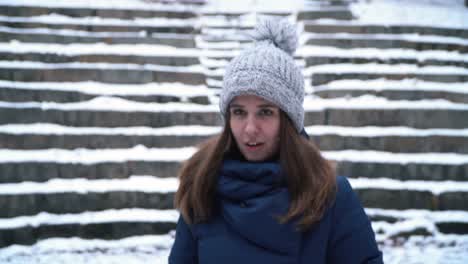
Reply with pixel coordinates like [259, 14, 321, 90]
[250, 17, 299, 56]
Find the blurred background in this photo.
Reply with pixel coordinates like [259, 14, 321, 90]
[0, 0, 467, 263]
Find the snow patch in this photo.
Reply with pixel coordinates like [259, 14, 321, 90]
[0, 123, 221, 136]
[349, 177, 468, 195]
[306, 125, 468, 137]
[0, 176, 179, 195]
[0, 145, 196, 164]
[0, 208, 178, 229]
[314, 79, 468, 94]
[0, 80, 215, 97]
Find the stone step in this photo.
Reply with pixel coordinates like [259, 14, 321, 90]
[0, 208, 178, 248]
[0, 20, 198, 34]
[298, 45, 468, 67]
[200, 11, 290, 17]
[297, 8, 354, 20]
[314, 88, 468, 103]
[0, 161, 181, 184]
[0, 5, 199, 19]
[304, 34, 468, 53]
[310, 72, 468, 86]
[0, 52, 200, 66]
[1, 175, 467, 216]
[312, 133, 468, 153]
[210, 63, 468, 85]
[0, 87, 210, 104]
[0, 179, 468, 218]
[0, 98, 325, 127]
[1, 176, 467, 217]
[0, 62, 206, 84]
[0, 108, 223, 128]
[338, 161, 467, 182]
[0, 132, 209, 149]
[1, 125, 466, 153]
[2, 97, 467, 128]
[0, 42, 205, 65]
[0, 221, 175, 248]
[309, 96, 468, 129]
[0, 191, 175, 218]
[303, 22, 468, 39]
[0, 149, 466, 183]
[357, 188, 468, 211]
[0, 27, 197, 48]
[155, 0, 206, 5]
[350, 178, 468, 211]
[304, 55, 468, 68]
[0, 176, 177, 217]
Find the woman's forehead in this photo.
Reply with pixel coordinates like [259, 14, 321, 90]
[230, 94, 277, 107]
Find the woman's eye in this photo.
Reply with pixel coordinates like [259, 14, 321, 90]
[232, 109, 245, 116]
[259, 109, 273, 116]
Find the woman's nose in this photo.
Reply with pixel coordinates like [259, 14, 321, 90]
[244, 115, 259, 135]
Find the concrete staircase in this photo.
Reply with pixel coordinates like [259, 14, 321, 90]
[0, 0, 214, 250]
[0, 0, 467, 261]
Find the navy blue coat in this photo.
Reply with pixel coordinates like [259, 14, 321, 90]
[169, 159, 383, 264]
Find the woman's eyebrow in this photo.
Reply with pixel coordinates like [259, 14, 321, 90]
[229, 104, 244, 108]
[258, 104, 276, 108]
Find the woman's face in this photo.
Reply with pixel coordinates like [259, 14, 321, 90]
[229, 94, 280, 162]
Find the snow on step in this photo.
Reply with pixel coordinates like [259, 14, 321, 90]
[1, 147, 468, 165]
[314, 79, 468, 94]
[0, 0, 200, 11]
[380, 234, 468, 264]
[349, 177, 468, 195]
[365, 208, 468, 224]
[0, 80, 216, 97]
[302, 95, 468, 110]
[0, 60, 204, 73]
[0, 234, 174, 261]
[305, 125, 468, 137]
[2, 95, 468, 112]
[303, 18, 468, 31]
[0, 26, 194, 39]
[0, 42, 229, 58]
[2, 123, 465, 137]
[372, 218, 439, 240]
[297, 45, 468, 63]
[301, 32, 468, 45]
[0, 235, 174, 263]
[0, 14, 197, 27]
[0, 96, 218, 112]
[0, 208, 178, 229]
[0, 123, 221, 136]
[303, 63, 468, 75]
[323, 150, 468, 165]
[0, 176, 178, 195]
[0, 145, 196, 164]
[2, 175, 467, 196]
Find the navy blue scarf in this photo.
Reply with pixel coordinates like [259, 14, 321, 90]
[216, 159, 301, 257]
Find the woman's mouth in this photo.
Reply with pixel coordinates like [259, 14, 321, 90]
[245, 142, 264, 150]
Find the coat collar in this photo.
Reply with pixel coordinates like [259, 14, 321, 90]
[217, 159, 301, 257]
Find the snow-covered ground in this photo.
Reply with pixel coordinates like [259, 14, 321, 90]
[0, 232, 467, 264]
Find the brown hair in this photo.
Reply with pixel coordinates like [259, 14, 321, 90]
[174, 111, 337, 231]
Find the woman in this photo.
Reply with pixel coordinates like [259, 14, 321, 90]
[169, 18, 383, 263]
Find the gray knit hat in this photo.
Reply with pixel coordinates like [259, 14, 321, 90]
[220, 17, 305, 132]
